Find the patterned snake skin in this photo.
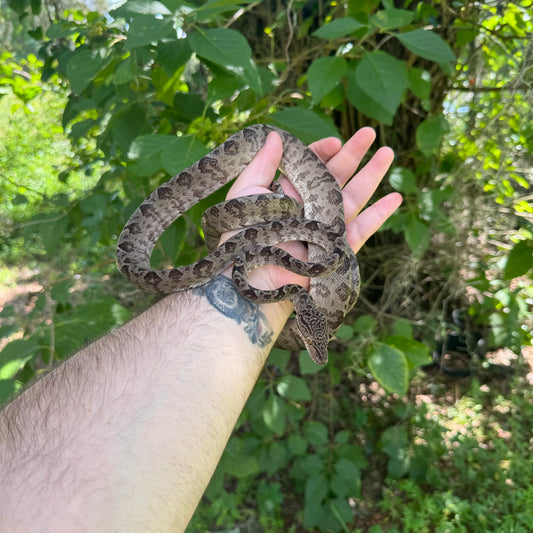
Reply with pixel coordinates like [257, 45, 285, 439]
[116, 125, 360, 364]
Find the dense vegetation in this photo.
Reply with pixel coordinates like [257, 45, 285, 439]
[1, 0, 531, 531]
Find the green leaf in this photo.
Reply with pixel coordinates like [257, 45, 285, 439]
[334, 430, 350, 444]
[347, 51, 408, 125]
[46, 20, 79, 39]
[392, 319, 413, 338]
[370, 8, 414, 30]
[160, 136, 210, 175]
[66, 50, 110, 94]
[256, 480, 283, 514]
[396, 29, 456, 63]
[51, 280, 74, 306]
[405, 214, 430, 258]
[131, 155, 164, 177]
[111, 103, 148, 155]
[388, 167, 417, 194]
[128, 134, 177, 160]
[288, 432, 308, 455]
[305, 472, 329, 505]
[269, 108, 339, 144]
[335, 324, 354, 340]
[456, 28, 478, 47]
[303, 501, 327, 530]
[189, 28, 262, 94]
[276, 375, 311, 401]
[379, 425, 410, 478]
[159, 216, 187, 263]
[384, 335, 432, 369]
[111, 0, 172, 16]
[70, 119, 96, 142]
[157, 39, 192, 75]
[304, 421, 328, 446]
[267, 348, 290, 370]
[124, 15, 174, 49]
[36, 214, 69, 255]
[319, 84, 345, 109]
[80, 193, 110, 233]
[221, 437, 259, 478]
[173, 93, 206, 122]
[307, 56, 347, 105]
[416, 116, 449, 156]
[417, 187, 454, 219]
[298, 351, 323, 374]
[380, 425, 408, 455]
[30, 0, 41, 15]
[329, 496, 354, 526]
[258, 66, 277, 94]
[227, 454, 259, 479]
[263, 394, 286, 434]
[264, 441, 288, 473]
[207, 75, 242, 103]
[0, 338, 40, 380]
[0, 325, 18, 340]
[503, 240, 533, 279]
[245, 384, 266, 416]
[381, 208, 403, 229]
[352, 314, 378, 334]
[297, 454, 324, 478]
[347, 77, 392, 124]
[0, 306, 15, 319]
[151, 66, 183, 106]
[407, 67, 431, 102]
[313, 17, 366, 39]
[337, 443, 368, 469]
[7, 0, 28, 16]
[13, 193, 28, 205]
[368, 342, 408, 396]
[330, 457, 361, 497]
[191, 0, 256, 23]
[113, 56, 138, 85]
[0, 379, 18, 405]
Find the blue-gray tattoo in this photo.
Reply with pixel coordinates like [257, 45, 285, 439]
[194, 276, 273, 348]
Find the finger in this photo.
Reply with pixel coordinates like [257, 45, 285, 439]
[319, 127, 377, 187]
[343, 146, 395, 222]
[278, 128, 377, 193]
[307, 136, 342, 164]
[226, 131, 283, 200]
[346, 192, 402, 253]
[279, 127, 378, 196]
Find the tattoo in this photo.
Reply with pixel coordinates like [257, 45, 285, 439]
[194, 276, 273, 348]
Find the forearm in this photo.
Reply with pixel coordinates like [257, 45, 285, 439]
[0, 277, 288, 532]
[0, 125, 399, 532]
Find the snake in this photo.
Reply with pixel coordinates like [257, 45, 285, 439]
[116, 124, 360, 364]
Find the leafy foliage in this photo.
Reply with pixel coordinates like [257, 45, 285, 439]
[379, 380, 533, 532]
[1, 0, 532, 531]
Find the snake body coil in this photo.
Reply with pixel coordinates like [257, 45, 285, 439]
[117, 125, 360, 364]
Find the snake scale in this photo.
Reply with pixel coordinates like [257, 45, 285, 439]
[116, 124, 360, 364]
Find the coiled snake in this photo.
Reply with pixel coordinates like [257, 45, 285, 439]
[116, 125, 360, 364]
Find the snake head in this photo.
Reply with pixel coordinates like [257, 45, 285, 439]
[302, 334, 329, 365]
[294, 293, 329, 365]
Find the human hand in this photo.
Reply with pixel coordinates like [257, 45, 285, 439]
[223, 127, 402, 293]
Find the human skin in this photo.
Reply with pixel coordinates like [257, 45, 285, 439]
[0, 129, 401, 532]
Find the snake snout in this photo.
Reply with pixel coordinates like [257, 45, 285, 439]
[294, 293, 329, 365]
